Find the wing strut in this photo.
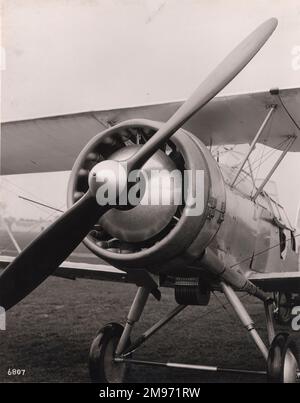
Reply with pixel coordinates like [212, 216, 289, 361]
[252, 134, 297, 200]
[0, 217, 21, 254]
[231, 105, 276, 187]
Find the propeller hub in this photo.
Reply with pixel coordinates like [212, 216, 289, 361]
[99, 145, 180, 242]
[88, 160, 128, 204]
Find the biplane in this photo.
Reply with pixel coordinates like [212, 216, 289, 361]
[1, 18, 300, 383]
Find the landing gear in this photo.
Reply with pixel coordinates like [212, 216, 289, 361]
[267, 333, 299, 383]
[89, 285, 152, 383]
[88, 281, 300, 383]
[221, 283, 299, 383]
[274, 292, 293, 325]
[89, 322, 129, 383]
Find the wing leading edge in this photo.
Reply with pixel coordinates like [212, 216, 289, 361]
[0, 255, 160, 290]
[0, 255, 128, 283]
[249, 271, 300, 293]
[1, 254, 300, 293]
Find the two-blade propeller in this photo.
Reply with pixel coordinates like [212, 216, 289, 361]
[0, 18, 278, 310]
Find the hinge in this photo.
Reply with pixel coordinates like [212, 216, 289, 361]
[207, 198, 226, 222]
[217, 201, 226, 224]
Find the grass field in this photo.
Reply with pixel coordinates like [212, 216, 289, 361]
[0, 230, 299, 383]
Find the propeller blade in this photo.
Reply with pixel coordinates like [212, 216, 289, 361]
[0, 192, 109, 310]
[128, 18, 278, 171]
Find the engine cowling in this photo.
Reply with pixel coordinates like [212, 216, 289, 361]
[67, 119, 226, 273]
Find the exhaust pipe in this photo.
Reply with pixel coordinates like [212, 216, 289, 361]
[199, 248, 269, 301]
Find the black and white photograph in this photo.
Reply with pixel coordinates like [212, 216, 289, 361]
[1, 0, 300, 387]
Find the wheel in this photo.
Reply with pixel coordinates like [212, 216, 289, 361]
[89, 322, 130, 383]
[267, 333, 299, 383]
[274, 293, 293, 325]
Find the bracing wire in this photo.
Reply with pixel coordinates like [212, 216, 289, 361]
[230, 233, 300, 269]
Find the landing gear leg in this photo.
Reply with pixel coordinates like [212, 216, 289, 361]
[88, 286, 150, 383]
[221, 282, 268, 359]
[221, 282, 300, 383]
[115, 286, 150, 356]
[264, 298, 276, 344]
[273, 292, 293, 325]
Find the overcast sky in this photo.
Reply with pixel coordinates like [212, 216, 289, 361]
[2, 0, 300, 121]
[1, 0, 300, 223]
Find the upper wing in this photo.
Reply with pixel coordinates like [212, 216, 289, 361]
[2, 87, 300, 175]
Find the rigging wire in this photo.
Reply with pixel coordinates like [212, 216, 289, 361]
[18, 195, 64, 213]
[0, 200, 66, 255]
[277, 94, 300, 132]
[0, 175, 67, 253]
[233, 112, 274, 190]
[230, 233, 300, 269]
[212, 291, 239, 326]
[0, 183, 49, 216]
[191, 294, 250, 331]
[1, 176, 58, 207]
[234, 137, 290, 188]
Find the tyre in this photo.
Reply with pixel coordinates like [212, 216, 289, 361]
[267, 333, 299, 383]
[89, 322, 129, 383]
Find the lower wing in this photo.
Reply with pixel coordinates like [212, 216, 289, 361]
[0, 255, 127, 283]
[0, 255, 159, 291]
[249, 271, 300, 293]
[2, 254, 300, 293]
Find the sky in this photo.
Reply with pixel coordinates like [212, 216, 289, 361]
[1, 0, 300, 223]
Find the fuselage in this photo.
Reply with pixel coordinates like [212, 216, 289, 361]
[210, 163, 298, 277]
